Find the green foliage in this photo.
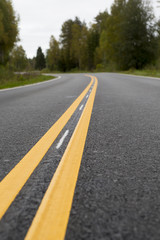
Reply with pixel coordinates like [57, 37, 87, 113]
[35, 47, 46, 70]
[0, 65, 14, 84]
[46, 36, 60, 71]
[122, 68, 160, 78]
[27, 57, 36, 71]
[60, 19, 74, 71]
[45, 1, 160, 72]
[95, 11, 109, 33]
[0, 67, 54, 89]
[121, 0, 157, 69]
[58, 17, 89, 71]
[71, 21, 88, 70]
[0, 0, 19, 64]
[87, 26, 99, 70]
[96, 0, 158, 70]
[8, 45, 27, 71]
[96, 64, 105, 72]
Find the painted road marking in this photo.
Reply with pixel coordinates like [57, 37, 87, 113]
[0, 76, 94, 219]
[56, 130, 69, 149]
[25, 76, 98, 240]
[79, 104, 84, 111]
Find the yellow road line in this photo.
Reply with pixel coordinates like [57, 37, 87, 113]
[0, 76, 93, 219]
[25, 76, 98, 240]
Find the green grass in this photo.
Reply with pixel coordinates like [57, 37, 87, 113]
[121, 69, 160, 78]
[0, 68, 55, 89]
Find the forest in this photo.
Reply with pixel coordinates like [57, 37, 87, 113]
[0, 0, 160, 73]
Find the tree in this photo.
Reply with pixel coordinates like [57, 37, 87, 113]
[0, 0, 19, 64]
[47, 2, 157, 72]
[98, 0, 157, 70]
[35, 47, 46, 70]
[71, 20, 88, 70]
[102, 0, 126, 69]
[87, 25, 99, 70]
[121, 0, 157, 69]
[94, 30, 108, 68]
[46, 36, 60, 71]
[60, 19, 74, 71]
[60, 17, 88, 71]
[95, 11, 109, 34]
[94, 11, 110, 68]
[9, 45, 27, 71]
[27, 57, 36, 71]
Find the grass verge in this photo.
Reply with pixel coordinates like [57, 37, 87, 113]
[121, 69, 160, 78]
[0, 70, 55, 89]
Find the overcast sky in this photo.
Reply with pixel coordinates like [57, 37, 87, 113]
[12, 0, 160, 58]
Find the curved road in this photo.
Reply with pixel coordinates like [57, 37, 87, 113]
[1, 73, 160, 239]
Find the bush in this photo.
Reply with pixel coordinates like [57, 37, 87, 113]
[0, 65, 14, 84]
[96, 64, 105, 72]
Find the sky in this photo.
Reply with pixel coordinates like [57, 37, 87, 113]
[12, 0, 160, 58]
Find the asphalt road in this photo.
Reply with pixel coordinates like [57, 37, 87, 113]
[1, 73, 160, 239]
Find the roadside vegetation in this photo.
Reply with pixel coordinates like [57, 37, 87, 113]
[44, 0, 160, 75]
[121, 68, 160, 78]
[0, 0, 160, 89]
[0, 67, 54, 89]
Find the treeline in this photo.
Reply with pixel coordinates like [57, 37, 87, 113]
[1, 0, 160, 72]
[45, 0, 160, 72]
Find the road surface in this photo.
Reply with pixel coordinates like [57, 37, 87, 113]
[1, 73, 160, 239]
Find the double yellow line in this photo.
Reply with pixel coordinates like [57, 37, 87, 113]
[0, 75, 98, 239]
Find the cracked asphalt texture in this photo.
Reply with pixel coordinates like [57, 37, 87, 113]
[1, 73, 160, 239]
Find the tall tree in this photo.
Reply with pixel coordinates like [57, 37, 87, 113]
[35, 47, 46, 70]
[95, 11, 109, 34]
[94, 30, 108, 68]
[121, 0, 156, 69]
[71, 20, 88, 70]
[98, 0, 156, 70]
[94, 11, 110, 68]
[103, 0, 126, 69]
[0, 0, 19, 64]
[60, 17, 88, 71]
[87, 25, 99, 70]
[60, 19, 74, 71]
[46, 35, 60, 71]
